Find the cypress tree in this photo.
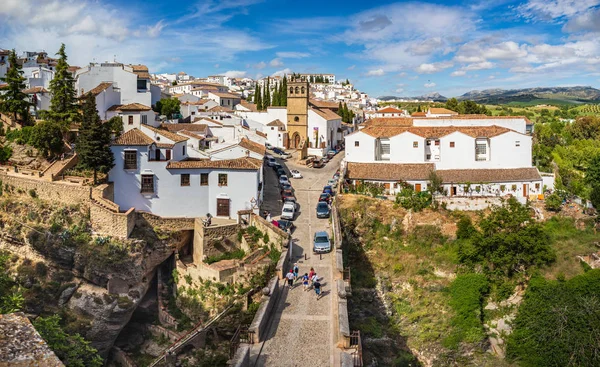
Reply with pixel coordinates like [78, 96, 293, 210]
[263, 78, 270, 109]
[255, 84, 262, 110]
[272, 82, 279, 106]
[77, 93, 114, 184]
[46, 44, 79, 126]
[338, 102, 343, 115]
[281, 76, 288, 107]
[253, 83, 259, 104]
[0, 49, 30, 123]
[343, 102, 350, 123]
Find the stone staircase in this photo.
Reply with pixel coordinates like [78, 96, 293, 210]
[242, 232, 258, 249]
[41, 153, 79, 181]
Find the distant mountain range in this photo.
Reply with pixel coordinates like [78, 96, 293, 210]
[378, 86, 600, 105]
[456, 86, 600, 104]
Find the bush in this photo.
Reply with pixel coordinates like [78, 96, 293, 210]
[545, 192, 562, 211]
[205, 249, 245, 265]
[395, 185, 431, 212]
[28, 189, 37, 198]
[443, 273, 489, 348]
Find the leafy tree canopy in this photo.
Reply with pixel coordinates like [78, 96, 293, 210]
[160, 97, 181, 119]
[0, 49, 30, 123]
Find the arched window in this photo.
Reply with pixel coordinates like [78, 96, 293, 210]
[289, 87, 294, 94]
[301, 86, 305, 94]
[295, 87, 299, 94]
[294, 116, 299, 122]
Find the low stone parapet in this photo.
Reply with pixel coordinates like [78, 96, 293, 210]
[248, 276, 280, 343]
[338, 298, 350, 348]
[230, 344, 251, 367]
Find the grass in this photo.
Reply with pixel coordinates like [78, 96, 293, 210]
[205, 249, 246, 265]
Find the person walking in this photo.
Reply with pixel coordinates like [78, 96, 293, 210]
[302, 273, 309, 291]
[286, 269, 295, 289]
[314, 279, 322, 300]
[308, 267, 315, 283]
[293, 263, 299, 280]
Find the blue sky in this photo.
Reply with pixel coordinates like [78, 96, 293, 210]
[1, 0, 600, 97]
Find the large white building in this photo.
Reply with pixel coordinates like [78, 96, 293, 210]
[109, 125, 264, 219]
[344, 115, 543, 198]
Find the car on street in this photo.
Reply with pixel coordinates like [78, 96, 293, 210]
[312, 159, 325, 168]
[323, 185, 334, 196]
[272, 162, 282, 170]
[290, 170, 302, 179]
[265, 142, 273, 150]
[276, 168, 286, 177]
[327, 150, 336, 159]
[272, 147, 285, 155]
[281, 201, 296, 220]
[279, 175, 289, 186]
[327, 178, 338, 188]
[280, 183, 293, 192]
[277, 219, 295, 232]
[322, 156, 329, 163]
[281, 189, 295, 201]
[313, 231, 331, 253]
[316, 201, 330, 218]
[283, 196, 297, 209]
[319, 193, 332, 204]
[266, 156, 276, 167]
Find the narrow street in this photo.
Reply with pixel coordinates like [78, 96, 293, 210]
[253, 152, 343, 366]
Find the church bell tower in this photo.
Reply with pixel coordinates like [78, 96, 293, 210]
[286, 78, 309, 158]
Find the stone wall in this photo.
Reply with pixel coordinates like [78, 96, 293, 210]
[332, 198, 352, 350]
[90, 203, 135, 238]
[111, 347, 136, 367]
[193, 218, 240, 264]
[136, 211, 195, 232]
[435, 196, 504, 211]
[147, 324, 181, 343]
[0, 172, 91, 205]
[230, 344, 251, 367]
[248, 276, 280, 343]
[249, 213, 290, 250]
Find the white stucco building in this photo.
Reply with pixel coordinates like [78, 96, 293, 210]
[344, 116, 543, 199]
[109, 125, 264, 219]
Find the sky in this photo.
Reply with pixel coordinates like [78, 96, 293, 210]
[1, 0, 599, 97]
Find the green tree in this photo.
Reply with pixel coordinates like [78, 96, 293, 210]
[427, 171, 444, 195]
[0, 49, 30, 123]
[171, 80, 177, 86]
[585, 154, 600, 186]
[30, 120, 66, 158]
[567, 116, 600, 140]
[45, 44, 79, 126]
[0, 144, 12, 163]
[445, 97, 459, 112]
[544, 192, 563, 212]
[590, 185, 600, 209]
[262, 78, 270, 109]
[255, 84, 262, 110]
[281, 75, 287, 106]
[33, 315, 103, 367]
[160, 97, 181, 119]
[106, 116, 124, 137]
[76, 93, 114, 184]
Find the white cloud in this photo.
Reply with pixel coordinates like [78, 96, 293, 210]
[398, 72, 407, 77]
[516, 0, 600, 22]
[347, 65, 356, 70]
[272, 68, 293, 77]
[276, 51, 310, 58]
[451, 70, 466, 76]
[463, 61, 494, 70]
[407, 37, 444, 56]
[395, 88, 405, 93]
[366, 68, 385, 76]
[424, 82, 436, 88]
[147, 20, 166, 38]
[214, 64, 220, 68]
[221, 70, 247, 78]
[269, 58, 284, 67]
[415, 61, 453, 74]
[563, 8, 600, 32]
[254, 61, 267, 69]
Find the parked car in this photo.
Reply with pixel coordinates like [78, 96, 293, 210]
[313, 231, 331, 253]
[280, 183, 293, 192]
[312, 159, 325, 168]
[316, 201, 330, 218]
[319, 193, 332, 204]
[281, 189, 295, 201]
[322, 156, 329, 163]
[281, 201, 296, 220]
[277, 219, 295, 232]
[323, 185, 334, 196]
[272, 147, 284, 155]
[265, 142, 273, 150]
[327, 150, 336, 159]
[327, 178, 338, 188]
[279, 175, 290, 186]
[267, 157, 276, 167]
[276, 168, 286, 177]
[290, 170, 302, 179]
[272, 162, 282, 170]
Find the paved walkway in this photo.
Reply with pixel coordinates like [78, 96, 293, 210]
[252, 153, 343, 366]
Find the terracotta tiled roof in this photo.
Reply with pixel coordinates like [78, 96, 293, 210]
[378, 107, 404, 113]
[166, 157, 262, 170]
[182, 99, 211, 105]
[208, 106, 234, 113]
[418, 114, 533, 125]
[239, 100, 258, 112]
[117, 103, 152, 111]
[161, 123, 208, 132]
[22, 86, 48, 94]
[429, 108, 458, 115]
[67, 66, 80, 72]
[178, 130, 205, 140]
[113, 128, 154, 146]
[193, 117, 224, 126]
[364, 117, 413, 127]
[156, 143, 174, 148]
[361, 125, 512, 139]
[143, 125, 189, 143]
[310, 107, 341, 120]
[347, 162, 434, 181]
[437, 168, 541, 183]
[210, 91, 241, 99]
[256, 130, 267, 138]
[309, 99, 339, 109]
[411, 112, 426, 117]
[239, 137, 266, 155]
[267, 119, 286, 127]
[85, 82, 112, 97]
[107, 104, 122, 111]
[130, 64, 150, 79]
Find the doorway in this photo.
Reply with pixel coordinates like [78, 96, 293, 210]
[415, 183, 422, 192]
[155, 149, 160, 161]
[291, 133, 301, 149]
[217, 198, 230, 217]
[522, 184, 528, 197]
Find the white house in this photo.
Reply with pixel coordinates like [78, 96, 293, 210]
[307, 107, 342, 155]
[208, 92, 241, 108]
[106, 103, 157, 132]
[75, 63, 160, 106]
[23, 86, 51, 117]
[374, 106, 408, 118]
[81, 82, 121, 120]
[426, 107, 459, 118]
[109, 126, 264, 219]
[180, 99, 218, 120]
[344, 116, 543, 199]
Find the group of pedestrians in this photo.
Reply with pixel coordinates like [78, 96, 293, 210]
[285, 263, 323, 300]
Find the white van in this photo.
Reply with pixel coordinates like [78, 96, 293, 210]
[281, 201, 296, 220]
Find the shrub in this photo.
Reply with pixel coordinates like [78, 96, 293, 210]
[395, 185, 432, 212]
[34, 262, 48, 277]
[28, 189, 37, 198]
[545, 192, 562, 212]
[408, 225, 446, 248]
[205, 249, 245, 265]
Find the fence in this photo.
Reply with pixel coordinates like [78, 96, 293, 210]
[229, 325, 254, 359]
[349, 331, 363, 367]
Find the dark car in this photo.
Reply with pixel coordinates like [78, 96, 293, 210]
[276, 168, 286, 177]
[272, 147, 284, 155]
[323, 185, 334, 196]
[316, 201, 330, 218]
[277, 219, 295, 232]
[281, 189, 295, 201]
[319, 193, 332, 203]
[312, 159, 325, 168]
[280, 183, 293, 192]
[272, 162, 282, 170]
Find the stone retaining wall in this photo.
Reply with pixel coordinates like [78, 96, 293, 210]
[147, 324, 181, 342]
[435, 196, 504, 211]
[0, 172, 91, 205]
[248, 276, 280, 343]
[249, 213, 290, 250]
[230, 344, 251, 367]
[90, 203, 135, 238]
[137, 211, 195, 232]
[332, 198, 352, 350]
[111, 347, 136, 367]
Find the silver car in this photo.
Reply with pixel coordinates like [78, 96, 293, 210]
[313, 231, 331, 253]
